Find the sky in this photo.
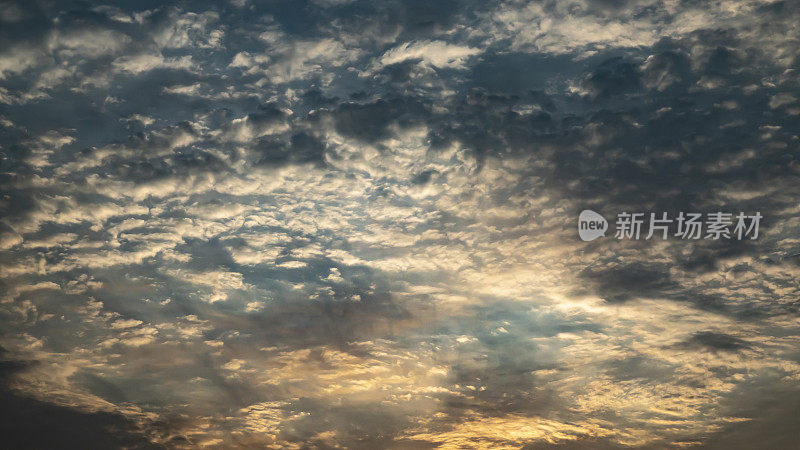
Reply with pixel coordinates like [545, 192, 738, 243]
[1, 0, 800, 448]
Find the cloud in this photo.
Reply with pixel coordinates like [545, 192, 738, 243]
[1, 0, 800, 447]
[112, 54, 194, 75]
[377, 40, 481, 69]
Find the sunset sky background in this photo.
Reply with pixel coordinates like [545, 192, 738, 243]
[2, 0, 800, 448]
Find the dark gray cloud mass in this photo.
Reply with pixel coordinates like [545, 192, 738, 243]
[1, 0, 800, 448]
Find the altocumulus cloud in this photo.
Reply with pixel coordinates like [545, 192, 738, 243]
[1, 0, 800, 448]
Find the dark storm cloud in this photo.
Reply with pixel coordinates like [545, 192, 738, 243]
[701, 378, 800, 449]
[0, 348, 162, 449]
[582, 57, 642, 99]
[312, 0, 476, 41]
[679, 331, 751, 352]
[254, 131, 326, 166]
[331, 97, 431, 143]
[579, 261, 676, 303]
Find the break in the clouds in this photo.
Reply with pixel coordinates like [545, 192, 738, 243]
[1, 0, 800, 448]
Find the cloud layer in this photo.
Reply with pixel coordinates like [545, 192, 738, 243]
[1, 0, 800, 448]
